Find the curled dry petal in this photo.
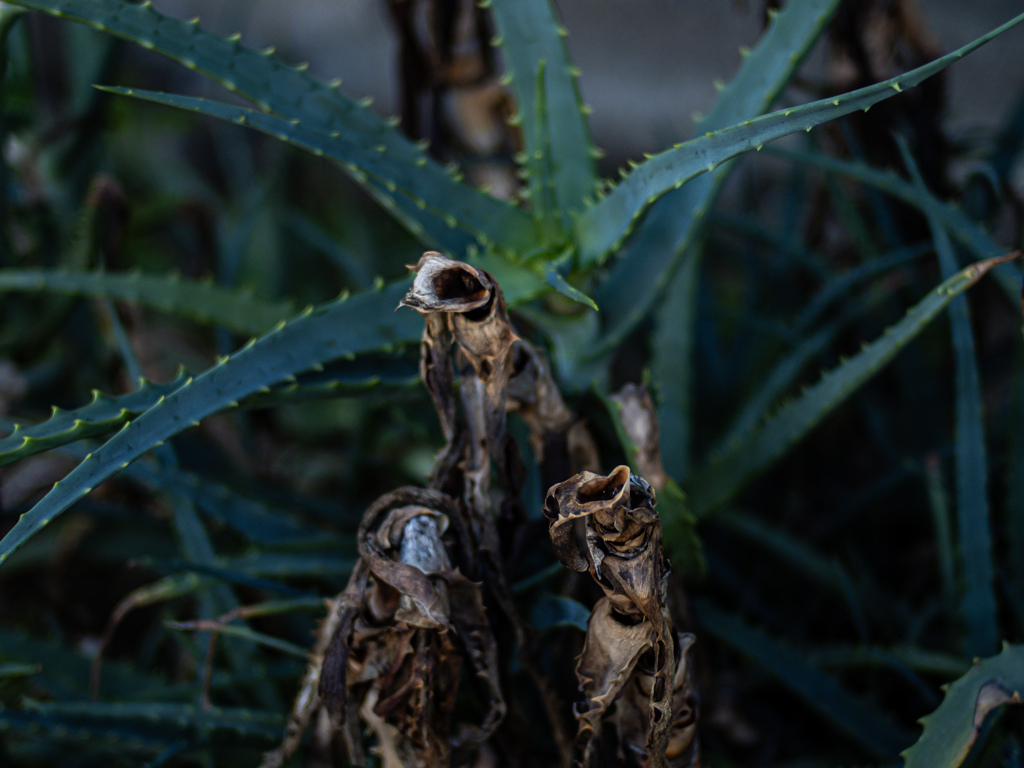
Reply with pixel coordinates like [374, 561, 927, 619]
[544, 465, 664, 631]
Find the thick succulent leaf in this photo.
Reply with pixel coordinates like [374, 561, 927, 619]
[543, 265, 598, 310]
[4, 0, 536, 256]
[0, 360, 416, 469]
[123, 462, 328, 546]
[1009, 354, 1024, 633]
[488, 0, 597, 222]
[221, 551, 355, 579]
[772, 146, 1022, 301]
[100, 86, 536, 254]
[714, 322, 840, 456]
[592, 0, 841, 354]
[0, 268, 295, 335]
[530, 593, 590, 633]
[687, 253, 1019, 519]
[902, 145, 998, 657]
[576, 10, 1024, 266]
[0, 662, 40, 679]
[167, 621, 308, 659]
[0, 282, 421, 566]
[9, 700, 284, 740]
[651, 252, 699, 484]
[0, 372, 190, 468]
[696, 600, 913, 758]
[902, 643, 1024, 768]
[809, 644, 970, 679]
[0, 627, 189, 701]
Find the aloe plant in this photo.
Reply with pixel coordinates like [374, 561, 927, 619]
[1, 1, 1023, 766]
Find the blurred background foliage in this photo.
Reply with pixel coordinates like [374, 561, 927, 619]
[0, 0, 1023, 766]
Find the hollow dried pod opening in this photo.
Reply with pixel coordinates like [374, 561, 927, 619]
[399, 251, 517, 377]
[400, 251, 492, 315]
[544, 466, 662, 592]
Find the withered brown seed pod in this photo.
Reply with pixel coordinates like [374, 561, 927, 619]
[544, 467, 700, 768]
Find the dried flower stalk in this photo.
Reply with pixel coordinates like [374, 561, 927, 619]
[261, 487, 502, 768]
[400, 251, 574, 765]
[544, 466, 700, 768]
[508, 340, 600, 489]
[400, 251, 518, 517]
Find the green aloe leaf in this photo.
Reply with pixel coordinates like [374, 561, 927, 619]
[1009, 353, 1024, 633]
[902, 643, 1024, 768]
[576, 10, 1024, 266]
[123, 462, 327, 547]
[651, 250, 700, 484]
[714, 321, 840, 458]
[900, 141, 998, 657]
[0, 268, 295, 335]
[769, 146, 1022, 302]
[0, 627, 188, 701]
[488, 0, 597, 225]
[0, 281, 421, 566]
[220, 551, 355, 580]
[530, 593, 590, 633]
[0, 372, 190, 468]
[696, 600, 913, 758]
[592, 0, 841, 358]
[99, 86, 535, 255]
[4, 0, 536, 256]
[16, 700, 284, 739]
[0, 360, 416, 470]
[687, 253, 1019, 519]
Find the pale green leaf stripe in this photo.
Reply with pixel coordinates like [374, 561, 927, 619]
[688, 254, 1019, 519]
[0, 281, 421, 566]
[0, 268, 294, 335]
[696, 600, 913, 758]
[902, 643, 1024, 768]
[489, 0, 597, 218]
[4, 0, 535, 255]
[575, 11, 1024, 264]
[903, 143, 999, 657]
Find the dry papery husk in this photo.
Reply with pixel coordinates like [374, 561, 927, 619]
[401, 252, 576, 765]
[315, 488, 504, 768]
[545, 466, 700, 768]
[400, 251, 518, 518]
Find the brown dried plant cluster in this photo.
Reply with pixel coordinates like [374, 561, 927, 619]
[262, 252, 700, 768]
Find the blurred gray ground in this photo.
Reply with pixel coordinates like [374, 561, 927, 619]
[155, 0, 1024, 169]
